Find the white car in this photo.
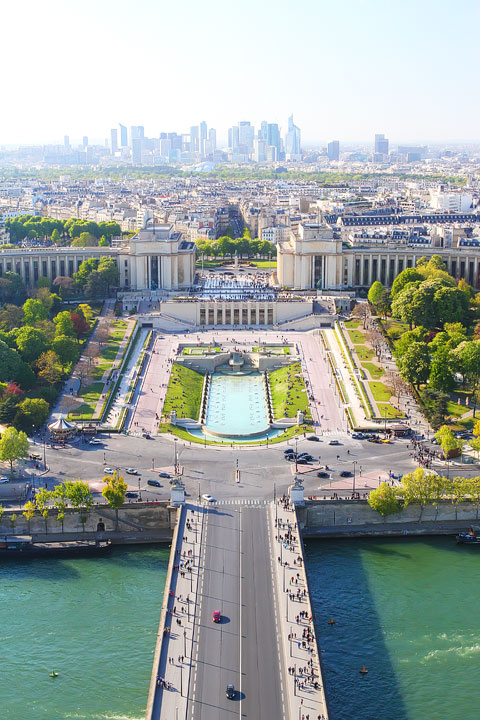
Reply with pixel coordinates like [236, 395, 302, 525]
[104, 467, 114, 474]
[202, 493, 214, 502]
[0, 476, 9, 484]
[89, 438, 102, 445]
[126, 467, 139, 475]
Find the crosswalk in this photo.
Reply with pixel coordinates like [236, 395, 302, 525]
[203, 498, 271, 507]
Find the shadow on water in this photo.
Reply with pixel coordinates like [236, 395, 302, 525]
[304, 538, 408, 720]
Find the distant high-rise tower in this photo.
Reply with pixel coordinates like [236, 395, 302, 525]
[238, 121, 254, 150]
[327, 140, 340, 161]
[119, 124, 127, 147]
[375, 133, 389, 155]
[259, 121, 268, 141]
[190, 125, 199, 153]
[111, 129, 118, 154]
[82, 136, 88, 148]
[208, 128, 216, 152]
[267, 123, 280, 156]
[228, 126, 239, 149]
[199, 121, 207, 155]
[285, 115, 301, 159]
[132, 138, 142, 164]
[64, 135, 70, 150]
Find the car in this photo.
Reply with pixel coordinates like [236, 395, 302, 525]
[159, 472, 171, 479]
[317, 471, 330, 479]
[307, 435, 320, 442]
[226, 684, 235, 700]
[126, 468, 139, 475]
[202, 493, 214, 502]
[147, 479, 161, 488]
[142, 433, 151, 439]
[340, 470, 353, 478]
[104, 467, 114, 474]
[212, 610, 221, 623]
[284, 448, 295, 455]
[297, 458, 308, 465]
[285, 455, 296, 462]
[0, 476, 9, 484]
[125, 491, 138, 499]
[328, 440, 340, 446]
[351, 432, 363, 439]
[298, 453, 314, 461]
[89, 438, 102, 445]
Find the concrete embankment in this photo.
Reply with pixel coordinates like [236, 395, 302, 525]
[297, 499, 480, 538]
[0, 502, 176, 544]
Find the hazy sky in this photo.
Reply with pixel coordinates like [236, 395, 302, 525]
[2, 0, 478, 146]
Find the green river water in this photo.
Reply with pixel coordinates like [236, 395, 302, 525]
[2, 538, 480, 720]
[0, 545, 169, 720]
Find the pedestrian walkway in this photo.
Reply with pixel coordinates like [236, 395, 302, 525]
[147, 504, 205, 720]
[91, 317, 137, 416]
[269, 499, 329, 720]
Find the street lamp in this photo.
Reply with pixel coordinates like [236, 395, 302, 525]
[295, 436, 298, 473]
[352, 461, 357, 496]
[174, 438, 178, 476]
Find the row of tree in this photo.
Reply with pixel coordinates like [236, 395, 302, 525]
[195, 232, 276, 260]
[5, 215, 121, 245]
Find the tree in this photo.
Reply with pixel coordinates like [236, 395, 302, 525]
[351, 302, 371, 329]
[22, 500, 37, 533]
[428, 345, 455, 392]
[399, 342, 430, 389]
[435, 425, 462, 478]
[74, 258, 98, 286]
[52, 335, 78, 368]
[367, 482, 401, 516]
[421, 388, 448, 428]
[453, 341, 480, 415]
[0, 341, 35, 389]
[97, 257, 119, 291]
[0, 304, 24, 331]
[77, 303, 94, 324]
[71, 312, 90, 338]
[367, 281, 384, 309]
[51, 228, 61, 245]
[102, 470, 127, 529]
[74, 359, 93, 389]
[23, 298, 48, 325]
[53, 483, 68, 532]
[36, 351, 62, 385]
[433, 286, 469, 326]
[0, 272, 27, 305]
[391, 284, 419, 329]
[390, 267, 423, 299]
[53, 276, 76, 298]
[98, 235, 109, 247]
[463, 476, 480, 520]
[54, 310, 75, 337]
[72, 232, 98, 247]
[15, 326, 49, 364]
[400, 467, 448, 521]
[14, 398, 50, 432]
[64, 480, 93, 530]
[36, 488, 52, 532]
[0, 427, 29, 472]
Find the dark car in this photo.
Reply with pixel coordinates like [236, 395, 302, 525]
[142, 433, 151, 439]
[298, 453, 314, 461]
[307, 435, 320, 442]
[125, 491, 138, 499]
[297, 458, 308, 465]
[317, 471, 330, 479]
[284, 448, 295, 455]
[159, 472, 171, 478]
[147, 479, 161, 488]
[340, 470, 353, 478]
[285, 454, 297, 462]
[226, 684, 235, 700]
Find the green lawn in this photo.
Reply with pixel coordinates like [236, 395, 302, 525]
[383, 319, 409, 341]
[163, 363, 204, 419]
[182, 346, 221, 355]
[159, 422, 313, 445]
[69, 403, 96, 420]
[195, 259, 222, 269]
[362, 362, 385, 380]
[344, 319, 360, 329]
[249, 260, 277, 269]
[369, 381, 392, 402]
[347, 328, 366, 344]
[253, 346, 290, 355]
[268, 362, 311, 420]
[376, 403, 404, 419]
[354, 345, 375, 361]
[447, 400, 469, 418]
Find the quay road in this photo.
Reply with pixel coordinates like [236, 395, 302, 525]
[188, 502, 284, 720]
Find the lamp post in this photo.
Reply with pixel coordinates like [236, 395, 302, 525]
[174, 438, 178, 476]
[352, 460, 357, 496]
[295, 436, 298, 473]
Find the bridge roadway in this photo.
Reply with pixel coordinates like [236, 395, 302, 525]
[188, 502, 285, 720]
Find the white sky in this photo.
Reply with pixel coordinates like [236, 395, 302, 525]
[2, 0, 479, 146]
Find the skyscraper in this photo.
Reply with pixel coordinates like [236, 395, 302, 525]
[190, 125, 199, 153]
[132, 138, 142, 164]
[285, 115, 301, 160]
[199, 121, 207, 155]
[111, 129, 118, 154]
[228, 126, 239, 149]
[267, 123, 280, 156]
[82, 136, 88, 148]
[374, 133, 389, 155]
[64, 135, 70, 150]
[327, 140, 340, 161]
[208, 128, 216, 153]
[238, 121, 254, 150]
[119, 124, 127, 147]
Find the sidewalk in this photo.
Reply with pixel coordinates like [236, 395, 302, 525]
[147, 503, 205, 720]
[91, 317, 137, 416]
[269, 500, 329, 720]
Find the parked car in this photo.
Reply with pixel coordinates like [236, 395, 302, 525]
[0, 476, 9, 484]
[317, 471, 330, 479]
[284, 448, 295, 455]
[307, 435, 320, 442]
[226, 684, 235, 700]
[147, 479, 161, 488]
[89, 438, 102, 445]
[340, 470, 353, 478]
[125, 491, 138, 499]
[159, 472, 171, 479]
[329, 440, 340, 446]
[297, 458, 308, 465]
[104, 467, 114, 474]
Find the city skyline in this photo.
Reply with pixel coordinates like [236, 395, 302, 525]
[2, 0, 479, 146]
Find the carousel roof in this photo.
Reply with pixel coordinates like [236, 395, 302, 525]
[48, 416, 77, 432]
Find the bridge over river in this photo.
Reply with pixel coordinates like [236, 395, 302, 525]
[145, 499, 328, 720]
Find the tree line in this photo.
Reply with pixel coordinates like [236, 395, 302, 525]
[5, 215, 121, 246]
[196, 229, 276, 260]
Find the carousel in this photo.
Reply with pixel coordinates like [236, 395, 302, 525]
[48, 416, 78, 443]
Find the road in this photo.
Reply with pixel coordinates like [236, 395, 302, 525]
[188, 503, 284, 720]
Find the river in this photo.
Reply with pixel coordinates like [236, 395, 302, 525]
[305, 536, 480, 720]
[1, 545, 169, 720]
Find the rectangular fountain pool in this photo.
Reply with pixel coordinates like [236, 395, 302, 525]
[204, 371, 270, 437]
